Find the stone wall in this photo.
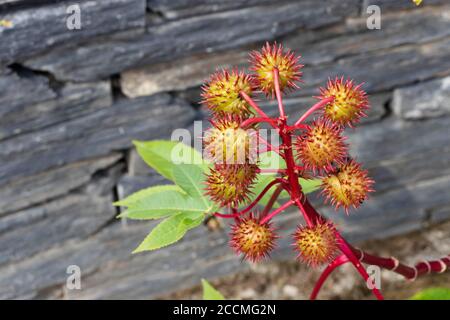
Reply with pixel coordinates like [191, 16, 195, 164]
[0, 0, 449, 299]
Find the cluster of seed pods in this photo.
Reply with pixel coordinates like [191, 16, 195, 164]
[201, 42, 373, 267]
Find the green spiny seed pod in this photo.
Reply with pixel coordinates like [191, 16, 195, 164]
[319, 77, 369, 127]
[250, 42, 302, 97]
[321, 159, 374, 214]
[293, 220, 339, 267]
[203, 116, 257, 165]
[230, 215, 277, 262]
[205, 163, 258, 207]
[295, 119, 347, 172]
[202, 69, 255, 118]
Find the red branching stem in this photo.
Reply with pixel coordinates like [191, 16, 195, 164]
[279, 128, 301, 196]
[298, 197, 385, 300]
[260, 199, 295, 224]
[273, 68, 286, 118]
[240, 91, 269, 118]
[214, 212, 239, 219]
[294, 96, 335, 125]
[257, 133, 281, 156]
[310, 254, 350, 300]
[271, 76, 315, 227]
[338, 236, 384, 300]
[213, 180, 283, 219]
[204, 46, 450, 301]
[258, 168, 286, 174]
[262, 184, 285, 216]
[350, 246, 450, 280]
[240, 179, 284, 216]
[287, 123, 309, 132]
[295, 198, 314, 227]
[241, 117, 277, 128]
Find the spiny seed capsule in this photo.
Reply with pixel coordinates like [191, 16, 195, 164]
[293, 221, 338, 267]
[319, 77, 369, 127]
[295, 120, 347, 172]
[201, 69, 255, 118]
[230, 216, 277, 262]
[250, 42, 302, 97]
[205, 164, 258, 207]
[321, 159, 374, 214]
[203, 116, 257, 164]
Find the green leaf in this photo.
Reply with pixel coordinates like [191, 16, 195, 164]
[133, 212, 204, 253]
[410, 288, 450, 300]
[300, 178, 322, 194]
[173, 164, 207, 200]
[122, 190, 211, 220]
[202, 279, 225, 300]
[133, 140, 206, 181]
[113, 185, 182, 207]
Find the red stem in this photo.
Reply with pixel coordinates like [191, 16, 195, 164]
[287, 123, 309, 132]
[214, 212, 239, 219]
[294, 97, 334, 125]
[260, 199, 294, 224]
[262, 184, 285, 216]
[350, 246, 450, 280]
[295, 198, 314, 227]
[310, 254, 349, 300]
[240, 179, 284, 216]
[240, 91, 269, 118]
[273, 68, 285, 118]
[257, 133, 281, 156]
[272, 71, 315, 227]
[241, 117, 277, 128]
[338, 236, 384, 300]
[258, 168, 286, 174]
[217, 67, 449, 300]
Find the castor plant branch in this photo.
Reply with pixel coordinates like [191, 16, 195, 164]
[116, 42, 448, 300]
[260, 199, 295, 224]
[310, 254, 350, 300]
[261, 184, 285, 216]
[241, 117, 277, 128]
[239, 91, 269, 118]
[295, 96, 335, 125]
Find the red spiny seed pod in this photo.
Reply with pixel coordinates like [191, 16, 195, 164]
[319, 77, 369, 127]
[205, 163, 258, 207]
[230, 215, 277, 262]
[321, 159, 374, 214]
[203, 116, 258, 165]
[250, 42, 302, 97]
[293, 221, 339, 267]
[294, 119, 348, 172]
[201, 69, 255, 118]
